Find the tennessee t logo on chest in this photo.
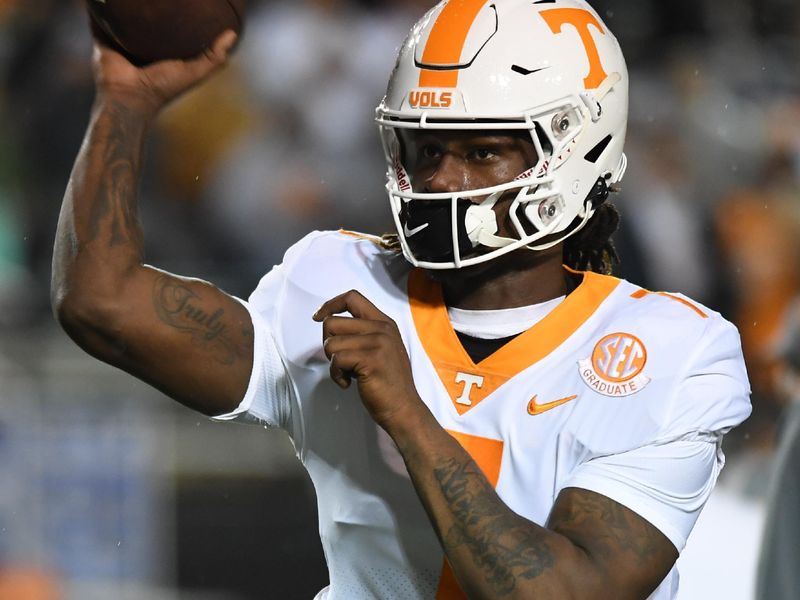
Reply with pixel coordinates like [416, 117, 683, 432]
[454, 372, 485, 406]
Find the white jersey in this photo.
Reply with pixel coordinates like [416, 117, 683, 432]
[215, 231, 751, 600]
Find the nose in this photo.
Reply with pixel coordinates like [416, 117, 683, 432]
[423, 153, 469, 194]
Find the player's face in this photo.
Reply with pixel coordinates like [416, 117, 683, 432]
[398, 130, 563, 285]
[400, 129, 538, 242]
[402, 130, 537, 197]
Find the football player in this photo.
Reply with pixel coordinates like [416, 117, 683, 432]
[52, 1, 751, 598]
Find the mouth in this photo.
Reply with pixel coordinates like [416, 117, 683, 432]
[400, 198, 476, 263]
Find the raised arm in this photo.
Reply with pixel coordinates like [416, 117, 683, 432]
[52, 33, 253, 416]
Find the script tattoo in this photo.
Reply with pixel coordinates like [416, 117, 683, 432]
[434, 457, 554, 595]
[88, 102, 144, 249]
[153, 276, 238, 365]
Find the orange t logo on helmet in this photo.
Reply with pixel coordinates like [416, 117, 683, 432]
[540, 8, 609, 89]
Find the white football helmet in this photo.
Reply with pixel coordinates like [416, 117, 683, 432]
[376, 0, 628, 269]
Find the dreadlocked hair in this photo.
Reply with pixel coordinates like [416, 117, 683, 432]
[379, 232, 402, 252]
[563, 201, 620, 275]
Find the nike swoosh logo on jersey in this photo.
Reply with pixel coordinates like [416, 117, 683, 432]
[403, 222, 429, 238]
[527, 394, 578, 416]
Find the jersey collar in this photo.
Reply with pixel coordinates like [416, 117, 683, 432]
[407, 267, 620, 415]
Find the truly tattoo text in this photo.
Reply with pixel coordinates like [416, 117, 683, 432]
[153, 276, 240, 365]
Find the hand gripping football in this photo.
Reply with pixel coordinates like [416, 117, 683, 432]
[86, 0, 246, 65]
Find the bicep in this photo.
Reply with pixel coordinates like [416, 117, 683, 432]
[86, 266, 255, 415]
[544, 437, 724, 598]
[547, 487, 678, 600]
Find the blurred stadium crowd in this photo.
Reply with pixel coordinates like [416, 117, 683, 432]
[0, 0, 799, 598]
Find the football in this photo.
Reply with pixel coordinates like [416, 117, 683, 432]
[86, 0, 246, 66]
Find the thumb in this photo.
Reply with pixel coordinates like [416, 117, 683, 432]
[204, 30, 239, 66]
[177, 29, 238, 81]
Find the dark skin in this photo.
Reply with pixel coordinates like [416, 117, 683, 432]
[54, 32, 677, 600]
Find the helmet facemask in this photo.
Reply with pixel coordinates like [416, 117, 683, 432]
[379, 91, 623, 269]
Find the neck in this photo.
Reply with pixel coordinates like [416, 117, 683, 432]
[430, 245, 568, 310]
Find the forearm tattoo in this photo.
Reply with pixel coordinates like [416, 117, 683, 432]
[434, 457, 554, 595]
[153, 276, 239, 365]
[88, 103, 144, 250]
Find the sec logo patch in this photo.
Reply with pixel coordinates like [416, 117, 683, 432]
[578, 332, 650, 397]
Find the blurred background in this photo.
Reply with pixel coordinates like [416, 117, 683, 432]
[0, 0, 798, 598]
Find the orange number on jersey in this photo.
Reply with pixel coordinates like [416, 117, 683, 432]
[435, 430, 505, 600]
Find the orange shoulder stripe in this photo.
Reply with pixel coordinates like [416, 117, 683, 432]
[630, 289, 708, 319]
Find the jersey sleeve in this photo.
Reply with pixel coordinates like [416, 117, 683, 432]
[561, 439, 721, 551]
[210, 231, 332, 436]
[657, 316, 752, 443]
[562, 314, 752, 551]
[211, 296, 294, 430]
[211, 231, 379, 447]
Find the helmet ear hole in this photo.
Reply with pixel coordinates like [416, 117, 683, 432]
[584, 135, 613, 164]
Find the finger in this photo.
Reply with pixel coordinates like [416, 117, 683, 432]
[167, 29, 237, 81]
[322, 332, 382, 361]
[201, 29, 238, 65]
[313, 290, 391, 322]
[197, 29, 237, 66]
[329, 360, 352, 389]
[329, 349, 368, 385]
[212, 30, 239, 58]
[321, 315, 390, 344]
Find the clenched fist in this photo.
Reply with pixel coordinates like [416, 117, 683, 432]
[92, 29, 238, 116]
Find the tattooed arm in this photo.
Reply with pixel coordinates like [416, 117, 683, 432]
[315, 291, 678, 599]
[52, 34, 253, 415]
[393, 414, 678, 599]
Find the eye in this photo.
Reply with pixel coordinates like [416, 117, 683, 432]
[421, 144, 441, 160]
[471, 148, 496, 160]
